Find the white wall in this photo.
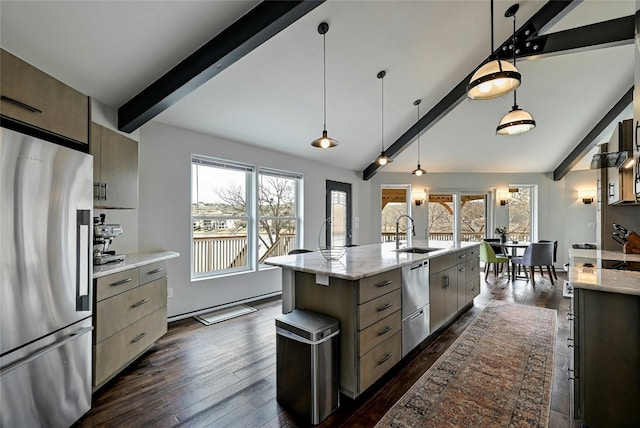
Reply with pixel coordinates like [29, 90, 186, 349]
[365, 170, 598, 267]
[137, 122, 370, 318]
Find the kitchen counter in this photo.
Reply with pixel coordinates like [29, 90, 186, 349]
[568, 248, 640, 296]
[264, 240, 480, 280]
[93, 251, 180, 278]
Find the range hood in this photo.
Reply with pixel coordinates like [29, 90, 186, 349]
[590, 151, 628, 169]
[590, 119, 633, 170]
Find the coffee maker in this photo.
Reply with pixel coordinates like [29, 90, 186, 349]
[93, 214, 125, 265]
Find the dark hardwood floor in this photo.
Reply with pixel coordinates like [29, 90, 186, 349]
[76, 270, 571, 428]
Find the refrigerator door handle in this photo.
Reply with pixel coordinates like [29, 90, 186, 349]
[76, 210, 91, 311]
[0, 327, 93, 377]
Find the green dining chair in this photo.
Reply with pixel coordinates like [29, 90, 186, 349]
[479, 241, 510, 281]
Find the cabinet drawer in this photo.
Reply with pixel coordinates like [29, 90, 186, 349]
[95, 268, 139, 302]
[465, 245, 480, 259]
[466, 276, 481, 301]
[94, 306, 167, 387]
[429, 253, 456, 274]
[358, 332, 401, 393]
[139, 261, 167, 285]
[1, 49, 88, 144]
[358, 269, 401, 303]
[465, 257, 480, 282]
[95, 277, 167, 343]
[358, 289, 401, 330]
[358, 311, 401, 357]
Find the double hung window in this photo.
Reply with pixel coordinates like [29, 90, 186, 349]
[191, 155, 302, 279]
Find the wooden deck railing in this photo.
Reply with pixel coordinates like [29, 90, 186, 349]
[193, 233, 296, 274]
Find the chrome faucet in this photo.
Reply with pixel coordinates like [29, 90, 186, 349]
[395, 214, 416, 249]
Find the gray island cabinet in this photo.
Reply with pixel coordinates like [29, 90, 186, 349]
[265, 242, 480, 398]
[568, 249, 640, 428]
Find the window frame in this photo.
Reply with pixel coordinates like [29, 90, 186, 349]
[257, 167, 303, 268]
[190, 154, 303, 280]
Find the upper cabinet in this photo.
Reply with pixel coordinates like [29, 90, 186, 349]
[91, 122, 138, 209]
[0, 49, 89, 145]
[606, 119, 636, 205]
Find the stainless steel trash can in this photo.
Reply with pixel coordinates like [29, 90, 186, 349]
[276, 310, 339, 425]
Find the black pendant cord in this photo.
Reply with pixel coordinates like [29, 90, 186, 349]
[323, 30, 327, 130]
[511, 8, 517, 108]
[381, 76, 384, 152]
[490, 0, 494, 54]
[416, 100, 421, 163]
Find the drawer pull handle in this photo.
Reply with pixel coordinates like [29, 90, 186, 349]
[459, 267, 465, 272]
[377, 326, 392, 336]
[110, 278, 133, 287]
[376, 280, 393, 288]
[459, 254, 466, 259]
[377, 353, 392, 366]
[376, 303, 392, 312]
[131, 298, 149, 308]
[409, 309, 423, 320]
[147, 268, 164, 275]
[131, 332, 147, 343]
[1, 95, 43, 113]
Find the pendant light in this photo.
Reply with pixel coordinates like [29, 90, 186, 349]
[467, 0, 521, 100]
[496, 4, 536, 135]
[376, 70, 392, 166]
[311, 22, 339, 148]
[411, 99, 426, 176]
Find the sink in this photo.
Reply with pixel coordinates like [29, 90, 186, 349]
[395, 247, 439, 254]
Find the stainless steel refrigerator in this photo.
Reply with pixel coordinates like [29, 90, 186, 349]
[0, 126, 93, 426]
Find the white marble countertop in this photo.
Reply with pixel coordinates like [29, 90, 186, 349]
[264, 241, 479, 280]
[93, 251, 180, 278]
[568, 266, 640, 296]
[569, 248, 640, 264]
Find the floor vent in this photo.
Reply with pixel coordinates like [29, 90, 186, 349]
[194, 304, 257, 325]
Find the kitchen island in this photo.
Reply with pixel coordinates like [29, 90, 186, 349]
[567, 248, 640, 428]
[265, 241, 480, 398]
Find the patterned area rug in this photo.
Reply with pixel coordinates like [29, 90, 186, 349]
[375, 301, 556, 428]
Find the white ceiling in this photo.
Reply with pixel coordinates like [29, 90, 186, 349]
[1, 0, 635, 176]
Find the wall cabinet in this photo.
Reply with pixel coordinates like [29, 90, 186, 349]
[92, 260, 168, 390]
[605, 120, 635, 205]
[294, 268, 401, 399]
[90, 122, 139, 209]
[1, 49, 89, 145]
[570, 288, 640, 427]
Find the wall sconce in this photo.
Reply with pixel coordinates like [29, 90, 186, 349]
[412, 190, 426, 206]
[498, 190, 511, 206]
[578, 190, 595, 204]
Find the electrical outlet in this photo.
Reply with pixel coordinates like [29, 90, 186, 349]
[167, 288, 173, 299]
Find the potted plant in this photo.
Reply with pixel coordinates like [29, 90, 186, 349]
[495, 227, 508, 243]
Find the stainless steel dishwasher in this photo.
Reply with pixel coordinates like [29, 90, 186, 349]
[401, 260, 430, 357]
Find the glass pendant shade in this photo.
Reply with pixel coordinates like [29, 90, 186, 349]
[467, 59, 521, 100]
[311, 130, 338, 148]
[496, 105, 536, 135]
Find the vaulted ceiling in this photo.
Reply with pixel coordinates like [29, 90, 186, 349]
[1, 1, 635, 178]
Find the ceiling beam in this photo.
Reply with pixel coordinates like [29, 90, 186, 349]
[117, 0, 324, 133]
[552, 87, 633, 181]
[496, 15, 635, 62]
[362, 0, 579, 180]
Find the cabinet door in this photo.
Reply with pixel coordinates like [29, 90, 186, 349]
[90, 122, 102, 200]
[456, 263, 467, 310]
[1, 49, 88, 144]
[444, 266, 458, 320]
[93, 124, 139, 209]
[429, 270, 447, 332]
